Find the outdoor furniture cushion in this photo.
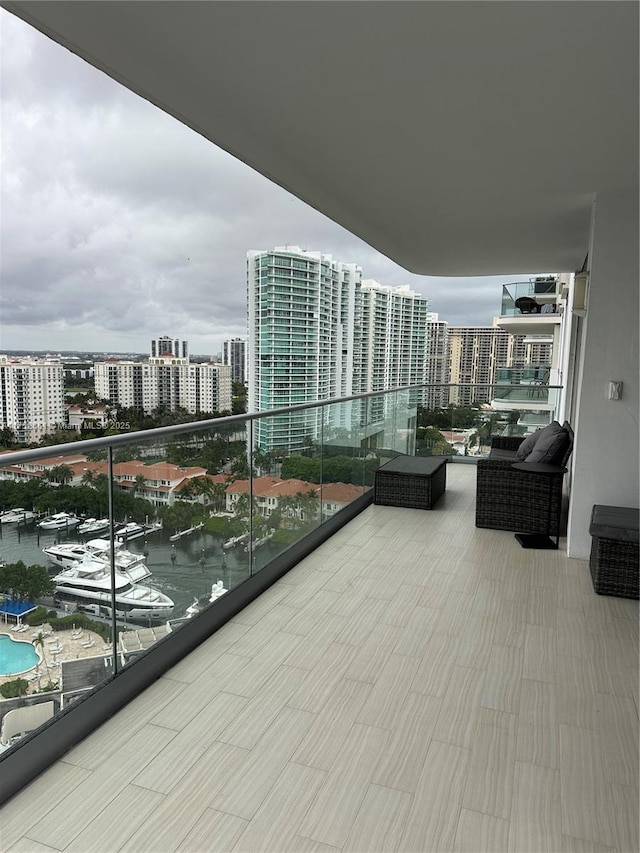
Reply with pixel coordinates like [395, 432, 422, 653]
[525, 420, 570, 465]
[515, 428, 542, 460]
[589, 505, 639, 543]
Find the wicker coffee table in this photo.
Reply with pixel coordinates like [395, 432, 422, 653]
[374, 456, 447, 509]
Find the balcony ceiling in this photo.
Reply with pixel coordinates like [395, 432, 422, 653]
[4, 2, 638, 275]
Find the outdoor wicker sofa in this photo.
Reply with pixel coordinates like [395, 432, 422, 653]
[475, 421, 574, 537]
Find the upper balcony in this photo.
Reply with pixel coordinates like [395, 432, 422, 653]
[491, 365, 558, 416]
[496, 279, 563, 336]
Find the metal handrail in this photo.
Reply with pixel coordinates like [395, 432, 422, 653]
[0, 381, 563, 467]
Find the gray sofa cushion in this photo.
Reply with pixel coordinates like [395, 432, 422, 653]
[525, 420, 570, 465]
[515, 429, 542, 460]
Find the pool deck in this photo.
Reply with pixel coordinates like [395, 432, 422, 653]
[0, 628, 108, 692]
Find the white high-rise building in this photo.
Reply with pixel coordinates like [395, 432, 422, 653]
[248, 247, 362, 451]
[95, 337, 231, 415]
[0, 356, 65, 443]
[247, 248, 431, 452]
[222, 338, 247, 385]
[357, 280, 429, 392]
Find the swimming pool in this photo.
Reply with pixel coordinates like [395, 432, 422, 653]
[0, 635, 39, 676]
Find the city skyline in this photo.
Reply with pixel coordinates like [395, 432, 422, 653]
[0, 10, 552, 355]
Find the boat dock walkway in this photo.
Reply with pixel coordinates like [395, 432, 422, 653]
[169, 523, 204, 542]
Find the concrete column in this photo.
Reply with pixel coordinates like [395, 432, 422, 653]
[567, 188, 639, 558]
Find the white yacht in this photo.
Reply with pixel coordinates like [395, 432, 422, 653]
[0, 508, 36, 524]
[38, 512, 81, 531]
[185, 580, 228, 618]
[77, 517, 111, 536]
[52, 561, 174, 623]
[115, 522, 146, 541]
[43, 539, 150, 581]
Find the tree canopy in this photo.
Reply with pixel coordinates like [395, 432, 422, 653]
[280, 454, 379, 486]
[0, 561, 54, 602]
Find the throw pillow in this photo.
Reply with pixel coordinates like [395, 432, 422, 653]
[515, 429, 542, 460]
[526, 421, 569, 465]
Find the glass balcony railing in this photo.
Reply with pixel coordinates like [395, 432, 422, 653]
[0, 380, 562, 769]
[492, 384, 557, 407]
[500, 277, 559, 316]
[495, 365, 550, 384]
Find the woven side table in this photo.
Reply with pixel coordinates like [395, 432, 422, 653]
[374, 456, 447, 510]
[589, 505, 639, 599]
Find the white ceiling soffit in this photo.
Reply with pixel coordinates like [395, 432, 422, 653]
[4, 1, 638, 276]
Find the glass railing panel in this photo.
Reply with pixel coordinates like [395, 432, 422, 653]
[492, 385, 550, 405]
[359, 389, 418, 462]
[248, 409, 324, 563]
[495, 365, 551, 385]
[319, 398, 373, 509]
[134, 420, 252, 627]
[500, 279, 559, 316]
[0, 441, 121, 713]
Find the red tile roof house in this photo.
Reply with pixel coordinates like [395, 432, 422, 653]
[0, 453, 88, 484]
[51, 458, 214, 507]
[226, 477, 369, 522]
[106, 461, 212, 507]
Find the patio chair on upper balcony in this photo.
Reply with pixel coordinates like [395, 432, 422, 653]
[475, 421, 574, 538]
[515, 296, 540, 314]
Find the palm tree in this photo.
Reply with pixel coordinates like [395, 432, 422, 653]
[134, 474, 147, 497]
[51, 464, 73, 486]
[211, 481, 228, 512]
[81, 470, 95, 487]
[32, 632, 47, 690]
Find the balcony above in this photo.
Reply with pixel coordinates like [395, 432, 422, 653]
[2, 3, 637, 275]
[491, 366, 557, 414]
[496, 313, 562, 336]
[495, 280, 562, 334]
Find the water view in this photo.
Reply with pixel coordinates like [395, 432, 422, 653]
[0, 519, 279, 623]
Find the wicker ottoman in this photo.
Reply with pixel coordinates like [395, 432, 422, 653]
[589, 505, 639, 599]
[374, 456, 447, 510]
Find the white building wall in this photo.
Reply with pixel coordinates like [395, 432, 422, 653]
[0, 359, 66, 443]
[96, 358, 231, 415]
[567, 189, 639, 558]
[189, 363, 232, 413]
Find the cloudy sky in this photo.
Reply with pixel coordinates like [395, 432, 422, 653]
[1, 10, 548, 358]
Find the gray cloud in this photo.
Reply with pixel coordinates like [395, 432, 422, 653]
[0, 11, 550, 357]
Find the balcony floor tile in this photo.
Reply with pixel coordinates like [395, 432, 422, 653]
[2, 464, 637, 852]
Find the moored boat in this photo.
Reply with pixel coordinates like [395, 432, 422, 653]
[77, 517, 111, 536]
[185, 580, 228, 618]
[115, 522, 146, 541]
[0, 508, 36, 524]
[43, 539, 150, 581]
[38, 512, 81, 530]
[52, 561, 174, 624]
